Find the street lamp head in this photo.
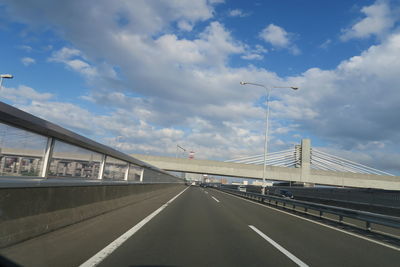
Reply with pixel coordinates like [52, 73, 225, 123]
[0, 74, 13, 79]
[239, 81, 247, 85]
[291, 87, 299, 90]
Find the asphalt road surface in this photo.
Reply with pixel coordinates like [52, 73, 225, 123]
[95, 186, 400, 267]
[3, 186, 400, 266]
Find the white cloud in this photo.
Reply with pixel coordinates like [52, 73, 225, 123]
[48, 47, 98, 78]
[3, 0, 400, 173]
[277, 32, 400, 153]
[319, 39, 332, 49]
[228, 9, 249, 18]
[18, 45, 33, 52]
[341, 1, 396, 41]
[259, 24, 300, 54]
[21, 57, 35, 66]
[2, 85, 53, 104]
[260, 24, 289, 47]
[241, 53, 263, 60]
[241, 44, 267, 60]
[3, 0, 220, 37]
[177, 20, 193, 31]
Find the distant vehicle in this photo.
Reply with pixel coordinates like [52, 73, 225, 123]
[238, 185, 246, 192]
[279, 189, 294, 199]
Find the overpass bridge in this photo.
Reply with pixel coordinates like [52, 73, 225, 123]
[132, 142, 400, 191]
[1, 102, 400, 266]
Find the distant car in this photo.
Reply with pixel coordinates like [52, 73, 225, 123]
[238, 185, 246, 192]
[279, 189, 294, 199]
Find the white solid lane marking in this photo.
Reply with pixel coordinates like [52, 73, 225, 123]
[216, 190, 400, 251]
[249, 225, 309, 267]
[211, 196, 220, 203]
[79, 186, 189, 267]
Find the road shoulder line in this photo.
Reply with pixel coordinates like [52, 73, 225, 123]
[249, 225, 308, 267]
[215, 189, 400, 252]
[211, 196, 220, 203]
[79, 186, 190, 267]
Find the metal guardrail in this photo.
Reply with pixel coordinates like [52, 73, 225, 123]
[0, 101, 182, 185]
[220, 188, 400, 231]
[0, 102, 154, 170]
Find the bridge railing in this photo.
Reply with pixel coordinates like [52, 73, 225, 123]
[0, 102, 181, 186]
[219, 188, 400, 234]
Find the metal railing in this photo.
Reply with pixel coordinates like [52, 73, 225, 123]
[0, 101, 182, 186]
[219, 188, 400, 232]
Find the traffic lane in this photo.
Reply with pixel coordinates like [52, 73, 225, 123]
[211, 189, 400, 267]
[0, 185, 186, 267]
[98, 186, 298, 267]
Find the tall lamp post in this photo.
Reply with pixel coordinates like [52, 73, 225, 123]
[0, 74, 13, 89]
[240, 81, 298, 195]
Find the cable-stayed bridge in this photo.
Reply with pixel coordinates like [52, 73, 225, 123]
[225, 146, 393, 176]
[132, 139, 399, 190]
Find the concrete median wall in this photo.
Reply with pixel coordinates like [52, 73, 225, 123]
[0, 183, 185, 248]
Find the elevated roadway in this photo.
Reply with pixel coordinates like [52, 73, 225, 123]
[132, 154, 400, 190]
[2, 186, 399, 267]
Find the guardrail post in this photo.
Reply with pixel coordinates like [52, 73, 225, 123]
[139, 168, 144, 182]
[124, 164, 130, 181]
[366, 221, 371, 231]
[339, 215, 343, 223]
[98, 155, 106, 180]
[40, 137, 55, 178]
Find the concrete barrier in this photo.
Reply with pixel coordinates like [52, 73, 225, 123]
[0, 183, 185, 248]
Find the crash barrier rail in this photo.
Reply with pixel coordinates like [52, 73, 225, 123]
[269, 186, 400, 209]
[0, 101, 182, 186]
[219, 188, 400, 232]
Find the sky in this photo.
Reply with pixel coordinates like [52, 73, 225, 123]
[0, 0, 400, 174]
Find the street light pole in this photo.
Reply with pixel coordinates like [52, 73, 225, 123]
[0, 74, 13, 89]
[240, 81, 298, 195]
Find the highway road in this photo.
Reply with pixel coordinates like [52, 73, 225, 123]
[92, 186, 400, 267]
[2, 186, 400, 266]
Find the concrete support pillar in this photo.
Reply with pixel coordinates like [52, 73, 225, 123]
[294, 145, 301, 168]
[300, 139, 313, 186]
